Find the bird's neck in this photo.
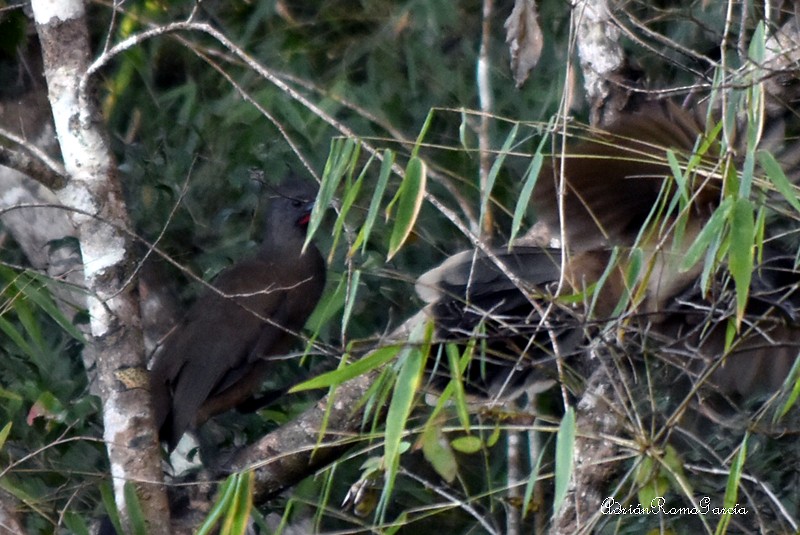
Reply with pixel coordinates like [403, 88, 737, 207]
[255, 230, 309, 261]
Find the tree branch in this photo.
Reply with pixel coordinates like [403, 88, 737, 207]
[29, 1, 169, 532]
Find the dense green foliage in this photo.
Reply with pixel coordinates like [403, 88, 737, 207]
[2, 0, 800, 533]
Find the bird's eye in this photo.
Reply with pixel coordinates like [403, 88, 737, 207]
[292, 200, 303, 208]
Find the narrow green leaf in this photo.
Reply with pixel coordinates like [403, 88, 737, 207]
[377, 321, 430, 520]
[447, 340, 474, 432]
[329, 159, 370, 261]
[666, 149, 689, 204]
[729, 197, 755, 324]
[341, 269, 361, 338]
[222, 470, 253, 535]
[522, 432, 547, 519]
[305, 273, 346, 335]
[384, 345, 423, 464]
[553, 407, 576, 517]
[123, 482, 147, 535]
[510, 152, 543, 244]
[306, 137, 359, 247]
[510, 116, 556, 244]
[0, 317, 36, 359]
[387, 157, 427, 260]
[740, 149, 755, 200]
[14, 291, 43, 347]
[747, 21, 765, 63]
[0, 422, 11, 452]
[680, 198, 731, 272]
[699, 225, 723, 294]
[62, 512, 91, 535]
[715, 434, 748, 535]
[758, 150, 800, 213]
[486, 424, 501, 448]
[412, 109, 435, 158]
[3, 268, 86, 343]
[480, 123, 519, 229]
[351, 149, 394, 256]
[385, 511, 409, 535]
[100, 483, 123, 535]
[421, 342, 472, 432]
[774, 356, 800, 422]
[291, 344, 401, 392]
[593, 248, 621, 317]
[197, 475, 237, 535]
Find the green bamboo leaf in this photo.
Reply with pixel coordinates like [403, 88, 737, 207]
[0, 422, 12, 453]
[305, 273, 346, 335]
[341, 269, 361, 337]
[699, 223, 723, 294]
[522, 433, 547, 519]
[450, 435, 483, 454]
[2, 268, 86, 343]
[0, 317, 36, 359]
[420, 342, 472, 435]
[510, 116, 557, 244]
[747, 21, 765, 63]
[729, 197, 755, 324]
[635, 456, 665, 509]
[329, 158, 370, 261]
[412, 109, 436, 158]
[662, 445, 692, 496]
[480, 123, 519, 229]
[486, 424, 501, 448]
[447, 340, 474, 432]
[377, 320, 430, 520]
[62, 512, 91, 535]
[422, 423, 458, 483]
[774, 357, 800, 422]
[306, 137, 359, 247]
[666, 149, 689, 204]
[680, 198, 731, 272]
[350, 149, 394, 256]
[510, 151, 543, 244]
[222, 470, 253, 535]
[387, 157, 427, 260]
[385, 512, 409, 535]
[715, 434, 748, 535]
[758, 150, 800, 213]
[100, 483, 123, 535]
[197, 475, 237, 535]
[291, 344, 401, 392]
[740, 147, 755, 200]
[553, 407, 576, 517]
[13, 291, 43, 347]
[123, 481, 147, 535]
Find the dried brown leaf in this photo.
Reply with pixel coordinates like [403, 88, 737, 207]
[504, 0, 544, 88]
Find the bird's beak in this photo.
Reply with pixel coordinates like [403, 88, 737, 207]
[298, 201, 314, 227]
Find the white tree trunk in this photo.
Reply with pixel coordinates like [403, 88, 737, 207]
[29, 0, 170, 532]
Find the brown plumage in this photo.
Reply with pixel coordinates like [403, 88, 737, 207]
[417, 102, 800, 399]
[149, 181, 325, 450]
[532, 101, 718, 251]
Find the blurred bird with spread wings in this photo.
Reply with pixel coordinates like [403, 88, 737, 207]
[416, 101, 800, 402]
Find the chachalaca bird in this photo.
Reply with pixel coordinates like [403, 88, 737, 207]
[417, 101, 800, 399]
[149, 180, 326, 450]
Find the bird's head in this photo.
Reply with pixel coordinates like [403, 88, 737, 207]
[262, 179, 319, 248]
